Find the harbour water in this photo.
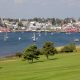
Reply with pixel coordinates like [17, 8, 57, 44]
[0, 32, 80, 57]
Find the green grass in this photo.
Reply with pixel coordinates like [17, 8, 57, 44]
[0, 53, 80, 80]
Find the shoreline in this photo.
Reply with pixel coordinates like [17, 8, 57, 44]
[0, 30, 80, 33]
[0, 45, 80, 59]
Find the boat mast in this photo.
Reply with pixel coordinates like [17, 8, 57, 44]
[33, 32, 36, 42]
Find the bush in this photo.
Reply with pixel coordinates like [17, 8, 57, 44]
[16, 52, 23, 58]
[61, 43, 76, 53]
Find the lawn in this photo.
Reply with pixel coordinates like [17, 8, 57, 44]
[0, 53, 80, 80]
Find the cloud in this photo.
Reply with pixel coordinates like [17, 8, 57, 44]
[14, 0, 25, 5]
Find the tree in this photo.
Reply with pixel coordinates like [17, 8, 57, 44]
[42, 42, 57, 59]
[55, 18, 62, 26]
[64, 18, 76, 24]
[23, 45, 40, 62]
[18, 21, 23, 27]
[52, 18, 56, 25]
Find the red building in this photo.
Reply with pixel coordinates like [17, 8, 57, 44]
[0, 26, 10, 32]
[64, 27, 78, 32]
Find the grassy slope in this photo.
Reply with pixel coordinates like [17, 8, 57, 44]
[0, 53, 80, 80]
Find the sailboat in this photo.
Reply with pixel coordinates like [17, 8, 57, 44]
[38, 32, 41, 37]
[1, 17, 8, 41]
[4, 32, 8, 41]
[51, 32, 54, 35]
[32, 32, 37, 42]
[32, 32, 36, 42]
[18, 37, 21, 40]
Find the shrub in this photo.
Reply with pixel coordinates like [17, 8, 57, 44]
[61, 43, 76, 53]
[16, 52, 23, 58]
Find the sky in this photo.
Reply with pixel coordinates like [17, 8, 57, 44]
[0, 0, 80, 19]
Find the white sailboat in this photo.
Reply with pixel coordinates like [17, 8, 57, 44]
[32, 33, 36, 42]
[51, 32, 54, 35]
[18, 37, 21, 40]
[1, 17, 8, 41]
[38, 32, 41, 37]
[32, 32, 38, 42]
[4, 32, 8, 41]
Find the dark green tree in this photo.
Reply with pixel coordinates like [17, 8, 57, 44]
[42, 42, 57, 59]
[52, 18, 56, 25]
[55, 18, 62, 26]
[23, 45, 40, 62]
[18, 21, 23, 27]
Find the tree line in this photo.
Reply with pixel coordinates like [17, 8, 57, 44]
[0, 17, 79, 26]
[16, 42, 76, 63]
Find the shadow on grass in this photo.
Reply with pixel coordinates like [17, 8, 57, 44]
[0, 67, 3, 69]
[34, 60, 44, 63]
[49, 58, 58, 61]
[28, 58, 58, 64]
[28, 60, 44, 64]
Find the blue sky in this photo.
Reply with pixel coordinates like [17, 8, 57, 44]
[0, 0, 80, 18]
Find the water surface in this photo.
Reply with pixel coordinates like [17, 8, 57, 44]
[0, 32, 80, 57]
